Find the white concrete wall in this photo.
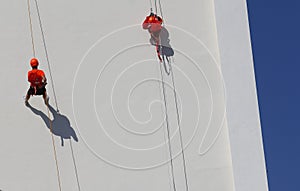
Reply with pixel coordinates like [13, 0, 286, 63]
[0, 0, 267, 190]
[214, 0, 269, 190]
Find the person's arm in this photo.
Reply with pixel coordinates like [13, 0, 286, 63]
[43, 75, 47, 85]
[41, 70, 47, 85]
[27, 71, 31, 82]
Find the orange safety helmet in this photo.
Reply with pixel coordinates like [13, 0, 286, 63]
[30, 58, 39, 67]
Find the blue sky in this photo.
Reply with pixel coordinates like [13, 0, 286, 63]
[247, 0, 300, 190]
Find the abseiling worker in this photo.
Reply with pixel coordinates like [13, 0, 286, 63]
[25, 58, 49, 106]
[142, 12, 163, 61]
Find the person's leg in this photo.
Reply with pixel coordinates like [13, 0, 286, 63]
[25, 87, 34, 106]
[37, 86, 49, 105]
[25, 94, 30, 106]
[43, 91, 49, 105]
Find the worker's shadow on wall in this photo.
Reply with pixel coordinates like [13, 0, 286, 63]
[27, 104, 78, 146]
[157, 26, 175, 57]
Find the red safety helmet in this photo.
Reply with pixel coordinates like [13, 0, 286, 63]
[30, 58, 39, 67]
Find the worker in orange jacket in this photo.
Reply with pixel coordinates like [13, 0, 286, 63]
[142, 12, 163, 61]
[25, 58, 49, 106]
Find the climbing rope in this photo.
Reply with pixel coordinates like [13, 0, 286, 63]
[170, 58, 190, 191]
[47, 107, 63, 191]
[70, 140, 81, 191]
[33, 0, 59, 112]
[158, 0, 164, 23]
[26, 1, 62, 190]
[26, 2, 82, 190]
[27, 0, 66, 191]
[156, 68, 175, 191]
[159, 60, 177, 191]
[154, 0, 158, 15]
[149, 0, 153, 13]
[155, 1, 190, 191]
[27, 0, 36, 57]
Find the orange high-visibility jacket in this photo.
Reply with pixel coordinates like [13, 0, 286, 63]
[28, 69, 46, 87]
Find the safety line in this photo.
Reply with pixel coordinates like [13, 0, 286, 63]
[158, 0, 164, 23]
[156, 61, 175, 191]
[159, 60, 177, 191]
[47, 106, 63, 191]
[149, 0, 153, 13]
[154, 2, 177, 190]
[26, 1, 62, 190]
[170, 59, 190, 191]
[157, 1, 190, 190]
[154, 0, 158, 15]
[34, 0, 59, 112]
[69, 140, 81, 191]
[27, 0, 36, 57]
[27, 1, 82, 191]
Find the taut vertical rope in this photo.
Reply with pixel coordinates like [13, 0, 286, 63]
[34, 0, 59, 112]
[159, 61, 177, 191]
[47, 107, 63, 191]
[70, 140, 81, 191]
[170, 60, 190, 191]
[154, 0, 158, 15]
[26, 1, 62, 190]
[27, 0, 36, 57]
[156, 1, 190, 190]
[149, 0, 153, 13]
